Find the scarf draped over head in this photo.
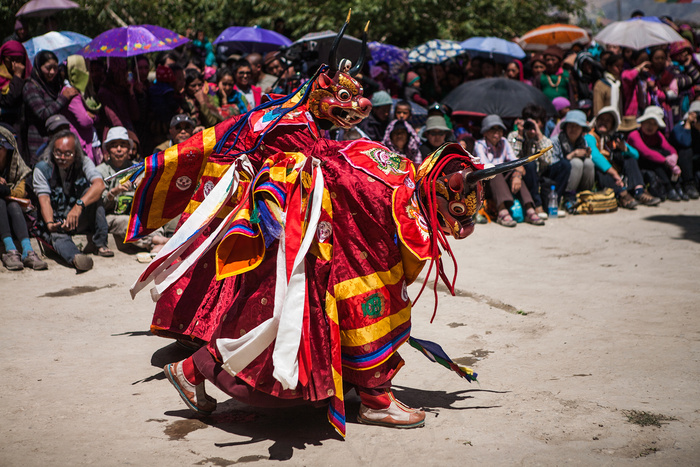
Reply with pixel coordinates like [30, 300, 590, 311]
[31, 50, 60, 100]
[510, 60, 525, 82]
[67, 54, 101, 112]
[0, 40, 32, 92]
[382, 119, 421, 163]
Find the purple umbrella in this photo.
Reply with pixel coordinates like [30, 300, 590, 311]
[213, 26, 292, 54]
[368, 41, 408, 77]
[80, 25, 189, 58]
[16, 0, 78, 17]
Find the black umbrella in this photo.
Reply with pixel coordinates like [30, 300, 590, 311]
[442, 78, 557, 119]
[286, 30, 367, 71]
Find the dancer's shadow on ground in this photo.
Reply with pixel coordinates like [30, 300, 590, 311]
[132, 341, 199, 385]
[644, 214, 700, 243]
[392, 384, 506, 412]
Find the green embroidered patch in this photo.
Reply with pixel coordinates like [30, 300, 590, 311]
[362, 293, 384, 318]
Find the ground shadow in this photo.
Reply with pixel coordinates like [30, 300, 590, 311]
[644, 214, 700, 243]
[150, 341, 199, 368]
[392, 384, 506, 412]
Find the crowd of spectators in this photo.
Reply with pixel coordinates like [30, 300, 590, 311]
[1, 14, 700, 271]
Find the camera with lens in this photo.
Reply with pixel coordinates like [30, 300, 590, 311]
[523, 120, 536, 131]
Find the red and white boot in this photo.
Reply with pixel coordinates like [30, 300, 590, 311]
[357, 388, 425, 428]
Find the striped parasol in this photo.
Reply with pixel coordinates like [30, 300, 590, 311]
[517, 24, 590, 52]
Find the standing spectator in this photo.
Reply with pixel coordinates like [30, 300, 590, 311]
[212, 67, 245, 119]
[33, 130, 112, 271]
[535, 46, 574, 103]
[419, 115, 451, 160]
[189, 31, 217, 68]
[593, 54, 625, 117]
[0, 126, 47, 271]
[670, 100, 700, 199]
[393, 100, 412, 122]
[63, 55, 102, 165]
[505, 60, 531, 85]
[529, 54, 546, 81]
[586, 106, 661, 208]
[179, 69, 222, 129]
[155, 115, 195, 152]
[233, 60, 261, 111]
[148, 64, 180, 147]
[97, 126, 159, 250]
[628, 106, 689, 201]
[621, 56, 652, 118]
[245, 52, 277, 94]
[97, 57, 139, 140]
[475, 115, 544, 227]
[573, 52, 602, 101]
[3, 20, 30, 44]
[403, 71, 428, 108]
[381, 119, 421, 165]
[88, 58, 106, 94]
[359, 91, 393, 142]
[0, 41, 31, 136]
[551, 110, 595, 211]
[22, 51, 80, 165]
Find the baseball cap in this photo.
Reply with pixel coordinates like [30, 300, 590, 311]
[45, 115, 71, 133]
[170, 114, 195, 128]
[104, 126, 130, 145]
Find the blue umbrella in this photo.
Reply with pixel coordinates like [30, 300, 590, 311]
[459, 37, 525, 64]
[368, 41, 408, 76]
[214, 26, 292, 54]
[408, 40, 464, 65]
[23, 30, 91, 63]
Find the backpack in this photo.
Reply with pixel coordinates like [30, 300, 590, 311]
[574, 188, 618, 214]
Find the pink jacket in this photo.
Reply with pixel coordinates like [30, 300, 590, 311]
[627, 129, 676, 165]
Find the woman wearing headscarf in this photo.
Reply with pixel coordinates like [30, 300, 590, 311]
[62, 55, 102, 165]
[381, 119, 421, 165]
[97, 57, 139, 141]
[573, 52, 602, 101]
[505, 60, 532, 86]
[22, 50, 80, 165]
[0, 41, 31, 133]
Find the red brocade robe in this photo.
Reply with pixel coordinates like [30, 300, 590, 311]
[129, 113, 434, 436]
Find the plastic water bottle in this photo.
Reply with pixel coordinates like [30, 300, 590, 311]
[548, 185, 558, 219]
[510, 199, 524, 223]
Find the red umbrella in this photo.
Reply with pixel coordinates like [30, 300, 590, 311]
[16, 0, 79, 18]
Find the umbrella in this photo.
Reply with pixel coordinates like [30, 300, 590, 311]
[16, 0, 78, 17]
[23, 31, 91, 64]
[442, 78, 556, 119]
[214, 26, 292, 54]
[459, 37, 525, 64]
[408, 40, 464, 64]
[368, 41, 408, 76]
[517, 24, 590, 52]
[594, 17, 684, 51]
[288, 30, 363, 70]
[80, 25, 189, 58]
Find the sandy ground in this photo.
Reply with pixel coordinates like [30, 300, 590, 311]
[1, 199, 698, 466]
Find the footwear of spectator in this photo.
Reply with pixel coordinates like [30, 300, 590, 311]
[666, 188, 681, 202]
[618, 192, 638, 210]
[636, 191, 661, 206]
[2, 250, 24, 271]
[524, 211, 545, 226]
[358, 390, 426, 429]
[164, 361, 217, 415]
[23, 251, 48, 270]
[496, 212, 517, 227]
[685, 184, 700, 200]
[72, 253, 94, 271]
[676, 186, 689, 201]
[535, 206, 548, 220]
[96, 246, 114, 257]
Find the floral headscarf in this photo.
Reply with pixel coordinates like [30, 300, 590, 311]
[382, 119, 421, 164]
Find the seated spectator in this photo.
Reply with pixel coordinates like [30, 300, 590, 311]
[546, 96, 570, 138]
[586, 106, 661, 209]
[475, 115, 544, 227]
[419, 116, 451, 161]
[35, 114, 71, 159]
[63, 55, 102, 165]
[155, 114, 195, 152]
[0, 41, 31, 140]
[97, 57, 139, 140]
[97, 126, 160, 251]
[33, 130, 112, 271]
[233, 59, 261, 111]
[22, 51, 80, 165]
[381, 119, 421, 165]
[507, 104, 563, 218]
[212, 67, 246, 118]
[629, 106, 690, 201]
[670, 100, 700, 199]
[551, 110, 595, 211]
[179, 68, 222, 129]
[403, 71, 428, 108]
[0, 126, 47, 271]
[359, 91, 393, 142]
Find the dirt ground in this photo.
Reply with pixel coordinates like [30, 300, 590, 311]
[1, 199, 698, 466]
